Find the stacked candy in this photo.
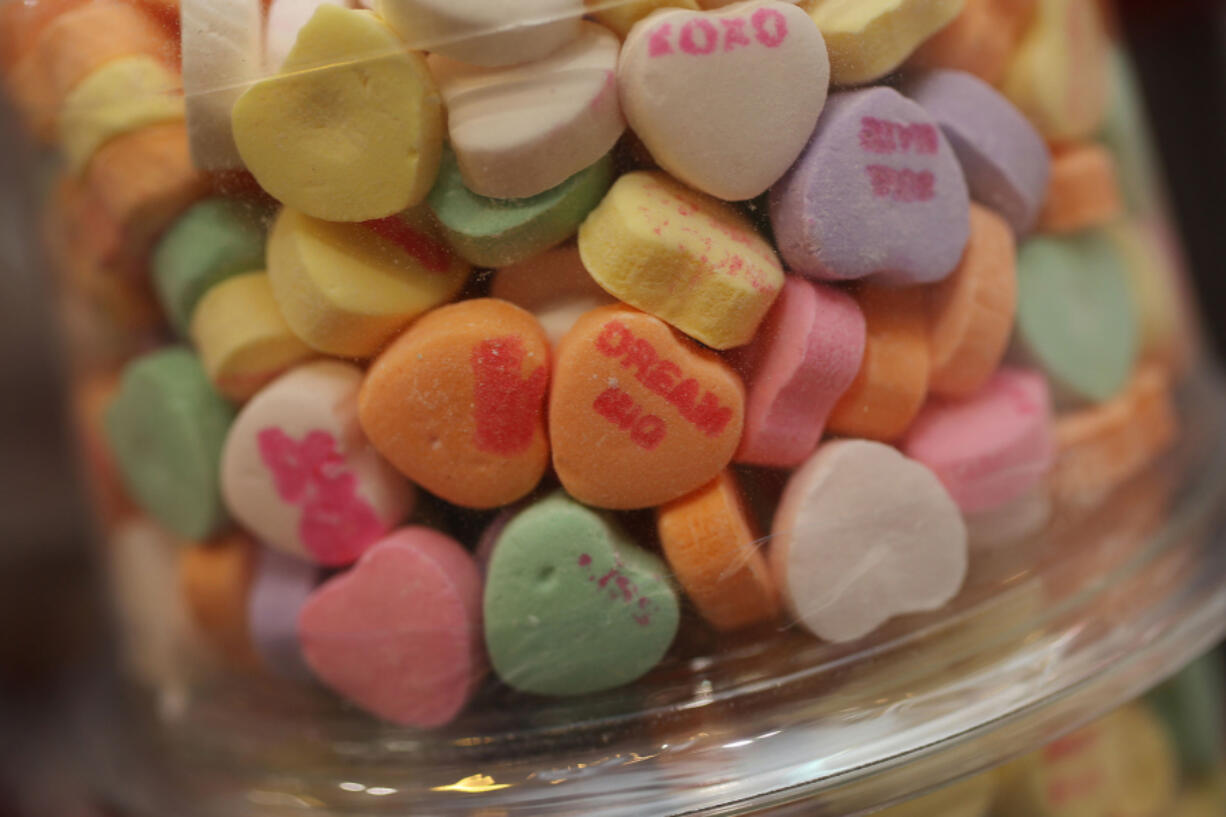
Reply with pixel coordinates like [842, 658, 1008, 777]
[1, 0, 1192, 727]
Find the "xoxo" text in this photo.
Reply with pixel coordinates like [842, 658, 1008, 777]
[648, 8, 789, 58]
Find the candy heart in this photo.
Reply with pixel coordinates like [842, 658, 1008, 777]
[221, 361, 415, 566]
[550, 304, 745, 509]
[231, 5, 444, 222]
[359, 299, 551, 510]
[248, 547, 319, 680]
[770, 87, 971, 285]
[428, 21, 624, 200]
[489, 246, 616, 345]
[484, 492, 680, 696]
[299, 527, 484, 727]
[901, 368, 1054, 514]
[618, 1, 829, 201]
[771, 439, 968, 642]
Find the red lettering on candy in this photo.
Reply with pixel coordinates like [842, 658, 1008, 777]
[471, 336, 548, 456]
[592, 320, 734, 437]
[647, 9, 788, 58]
[578, 556, 656, 627]
[720, 17, 751, 51]
[257, 428, 383, 563]
[859, 117, 939, 156]
[751, 7, 787, 47]
[648, 21, 674, 56]
[865, 165, 936, 202]
[680, 18, 718, 54]
[360, 216, 451, 274]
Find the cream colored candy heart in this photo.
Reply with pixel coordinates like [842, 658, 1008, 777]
[181, 0, 264, 170]
[619, 1, 829, 201]
[770, 439, 968, 642]
[220, 361, 416, 566]
[429, 21, 625, 200]
[377, 0, 584, 67]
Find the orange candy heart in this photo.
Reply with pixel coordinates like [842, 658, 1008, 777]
[359, 299, 551, 510]
[551, 304, 745, 510]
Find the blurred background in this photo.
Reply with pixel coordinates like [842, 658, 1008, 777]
[2, 0, 1226, 813]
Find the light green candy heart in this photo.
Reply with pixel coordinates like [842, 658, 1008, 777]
[152, 197, 269, 334]
[1016, 231, 1139, 404]
[428, 148, 614, 269]
[484, 492, 679, 697]
[104, 347, 235, 539]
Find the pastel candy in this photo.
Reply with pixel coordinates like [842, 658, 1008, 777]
[428, 149, 614, 269]
[588, 0, 700, 37]
[579, 170, 785, 349]
[266, 206, 469, 357]
[656, 470, 780, 631]
[770, 439, 968, 643]
[153, 197, 269, 334]
[1049, 363, 1177, 509]
[730, 277, 865, 467]
[248, 547, 319, 680]
[1105, 219, 1188, 365]
[181, 0, 264, 170]
[299, 527, 485, 727]
[770, 87, 971, 286]
[1014, 232, 1138, 404]
[550, 305, 745, 509]
[189, 272, 315, 402]
[488, 246, 615, 345]
[1037, 143, 1122, 235]
[359, 299, 551, 510]
[484, 492, 680, 696]
[911, 0, 1037, 85]
[901, 368, 1054, 513]
[873, 772, 997, 817]
[618, 1, 829, 201]
[798, 0, 965, 86]
[376, 0, 584, 67]
[57, 55, 184, 173]
[266, 0, 348, 70]
[906, 69, 1051, 236]
[827, 285, 929, 442]
[927, 204, 1018, 398]
[232, 5, 444, 222]
[105, 348, 235, 540]
[999, 0, 1110, 143]
[429, 21, 624, 200]
[220, 361, 416, 565]
[179, 532, 261, 668]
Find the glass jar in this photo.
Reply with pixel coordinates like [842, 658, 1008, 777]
[3, 0, 1226, 813]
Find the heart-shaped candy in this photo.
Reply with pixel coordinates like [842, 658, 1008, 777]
[299, 527, 485, 727]
[619, 1, 829, 201]
[359, 299, 551, 510]
[771, 439, 968, 642]
[484, 492, 680, 696]
[221, 361, 415, 566]
[551, 304, 745, 509]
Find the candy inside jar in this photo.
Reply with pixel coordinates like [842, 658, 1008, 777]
[3, 0, 1202, 767]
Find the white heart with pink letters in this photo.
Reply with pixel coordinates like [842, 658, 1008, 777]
[618, 0, 829, 201]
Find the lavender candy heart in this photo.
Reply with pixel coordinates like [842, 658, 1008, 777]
[248, 547, 319, 681]
[770, 86, 970, 286]
[906, 69, 1051, 237]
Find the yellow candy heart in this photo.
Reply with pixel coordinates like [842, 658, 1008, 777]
[231, 5, 444, 222]
[578, 171, 783, 349]
[800, 0, 965, 86]
[267, 207, 470, 357]
[190, 272, 315, 402]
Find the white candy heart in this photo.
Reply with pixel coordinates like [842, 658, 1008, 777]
[378, 0, 584, 67]
[429, 21, 625, 199]
[770, 439, 968, 642]
[619, 0, 829, 201]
